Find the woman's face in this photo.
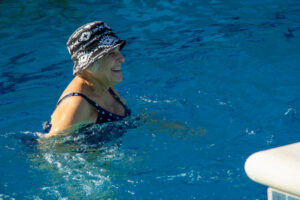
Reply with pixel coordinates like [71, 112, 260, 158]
[96, 46, 125, 85]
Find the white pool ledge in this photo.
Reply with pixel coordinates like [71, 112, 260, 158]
[245, 142, 300, 197]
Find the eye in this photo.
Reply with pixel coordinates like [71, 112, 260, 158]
[107, 47, 121, 57]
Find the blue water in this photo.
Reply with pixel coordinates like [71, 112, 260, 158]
[1, 0, 300, 199]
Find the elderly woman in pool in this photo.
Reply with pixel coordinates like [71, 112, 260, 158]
[43, 21, 130, 137]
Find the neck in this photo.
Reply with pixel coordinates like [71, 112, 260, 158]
[76, 74, 112, 95]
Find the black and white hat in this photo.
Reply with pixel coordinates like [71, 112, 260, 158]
[67, 21, 126, 75]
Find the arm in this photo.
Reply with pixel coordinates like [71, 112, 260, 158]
[45, 96, 95, 137]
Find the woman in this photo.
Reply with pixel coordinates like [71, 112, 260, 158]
[43, 21, 130, 137]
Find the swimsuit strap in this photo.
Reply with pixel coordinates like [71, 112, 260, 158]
[108, 88, 124, 105]
[108, 88, 131, 116]
[56, 92, 100, 110]
[56, 89, 130, 116]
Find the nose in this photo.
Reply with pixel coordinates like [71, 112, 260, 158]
[118, 52, 125, 63]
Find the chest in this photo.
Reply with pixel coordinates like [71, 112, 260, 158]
[96, 94, 125, 117]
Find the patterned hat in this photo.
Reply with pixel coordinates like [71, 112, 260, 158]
[67, 21, 126, 75]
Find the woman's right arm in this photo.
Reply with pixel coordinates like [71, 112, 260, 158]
[45, 96, 95, 137]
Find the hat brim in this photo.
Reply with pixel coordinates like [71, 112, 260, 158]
[73, 40, 126, 75]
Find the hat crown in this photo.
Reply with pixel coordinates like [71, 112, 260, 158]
[67, 21, 112, 56]
[66, 21, 126, 75]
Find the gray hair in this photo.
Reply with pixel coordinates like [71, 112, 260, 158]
[88, 60, 100, 72]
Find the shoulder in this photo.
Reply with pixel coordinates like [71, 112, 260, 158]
[54, 94, 96, 121]
[49, 94, 96, 136]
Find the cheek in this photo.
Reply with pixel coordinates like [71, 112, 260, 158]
[102, 66, 113, 78]
[97, 59, 114, 78]
[99, 62, 110, 73]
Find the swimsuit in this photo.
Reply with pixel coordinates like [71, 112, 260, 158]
[43, 88, 130, 133]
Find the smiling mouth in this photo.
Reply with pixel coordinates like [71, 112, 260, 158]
[112, 69, 121, 73]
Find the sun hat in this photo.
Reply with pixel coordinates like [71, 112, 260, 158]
[67, 21, 126, 75]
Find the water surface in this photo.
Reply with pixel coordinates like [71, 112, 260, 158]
[0, 0, 300, 199]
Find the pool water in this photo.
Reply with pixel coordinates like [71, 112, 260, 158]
[1, 0, 300, 199]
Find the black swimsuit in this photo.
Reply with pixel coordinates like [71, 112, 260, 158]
[43, 88, 130, 133]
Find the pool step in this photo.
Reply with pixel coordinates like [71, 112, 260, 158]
[268, 188, 300, 200]
[245, 142, 300, 199]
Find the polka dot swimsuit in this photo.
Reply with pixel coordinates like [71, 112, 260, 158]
[43, 88, 130, 133]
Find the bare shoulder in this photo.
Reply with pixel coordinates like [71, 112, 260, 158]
[49, 95, 96, 136]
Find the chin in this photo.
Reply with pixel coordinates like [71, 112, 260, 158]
[110, 70, 123, 84]
[116, 78, 123, 83]
[112, 77, 123, 84]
